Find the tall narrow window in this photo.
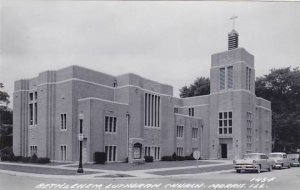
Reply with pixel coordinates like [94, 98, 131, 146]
[144, 93, 161, 127]
[34, 103, 37, 124]
[105, 145, 117, 162]
[79, 119, 83, 134]
[188, 108, 194, 117]
[246, 67, 251, 90]
[148, 94, 150, 126]
[60, 145, 67, 161]
[151, 95, 154, 126]
[29, 93, 33, 101]
[29, 91, 38, 126]
[29, 104, 33, 125]
[227, 66, 233, 89]
[176, 125, 184, 138]
[248, 68, 251, 90]
[220, 68, 225, 90]
[109, 117, 113, 131]
[246, 112, 252, 152]
[154, 96, 157, 126]
[104, 116, 117, 133]
[30, 145, 37, 156]
[176, 147, 183, 156]
[113, 117, 117, 132]
[145, 146, 151, 157]
[157, 96, 160, 127]
[60, 114, 67, 130]
[192, 128, 198, 139]
[144, 93, 147, 126]
[64, 114, 66, 129]
[105, 117, 109, 132]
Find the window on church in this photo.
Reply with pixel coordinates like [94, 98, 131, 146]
[219, 111, 233, 134]
[30, 145, 37, 156]
[246, 67, 251, 90]
[29, 91, 38, 126]
[29, 93, 33, 101]
[188, 108, 194, 116]
[227, 66, 233, 89]
[105, 145, 117, 162]
[220, 68, 225, 90]
[105, 116, 117, 133]
[29, 103, 33, 125]
[60, 114, 67, 130]
[176, 147, 184, 156]
[176, 125, 184, 138]
[133, 143, 142, 159]
[192, 128, 198, 139]
[154, 147, 160, 160]
[145, 146, 151, 157]
[144, 93, 160, 127]
[60, 145, 67, 161]
[174, 107, 179, 113]
[34, 102, 37, 125]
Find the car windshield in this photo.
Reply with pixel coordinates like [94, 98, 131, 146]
[287, 154, 299, 159]
[243, 154, 260, 159]
[269, 154, 283, 158]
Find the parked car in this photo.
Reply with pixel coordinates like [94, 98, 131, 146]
[233, 153, 274, 173]
[287, 153, 300, 167]
[269, 152, 291, 169]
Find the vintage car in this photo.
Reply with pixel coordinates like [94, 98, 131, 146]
[233, 153, 274, 173]
[287, 153, 300, 167]
[269, 152, 291, 169]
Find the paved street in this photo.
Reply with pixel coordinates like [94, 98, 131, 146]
[0, 161, 299, 190]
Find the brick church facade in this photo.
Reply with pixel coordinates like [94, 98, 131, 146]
[13, 30, 272, 163]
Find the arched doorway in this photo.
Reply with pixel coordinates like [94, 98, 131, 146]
[133, 143, 142, 159]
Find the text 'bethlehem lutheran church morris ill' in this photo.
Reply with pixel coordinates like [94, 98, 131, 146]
[13, 29, 272, 163]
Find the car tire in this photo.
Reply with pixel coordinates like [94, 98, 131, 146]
[281, 163, 284, 169]
[236, 169, 241, 173]
[287, 164, 291, 168]
[257, 165, 261, 173]
[268, 165, 272, 172]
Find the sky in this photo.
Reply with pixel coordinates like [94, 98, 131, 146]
[1, 1, 300, 107]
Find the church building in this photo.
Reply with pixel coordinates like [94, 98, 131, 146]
[13, 29, 272, 163]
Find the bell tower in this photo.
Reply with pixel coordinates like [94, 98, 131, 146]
[228, 15, 239, 50]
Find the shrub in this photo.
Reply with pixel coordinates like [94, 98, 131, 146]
[8, 152, 15, 161]
[14, 156, 23, 162]
[1, 155, 9, 161]
[94, 152, 106, 164]
[22, 157, 31, 163]
[37, 157, 50, 164]
[184, 156, 194, 160]
[161, 156, 173, 161]
[30, 154, 38, 163]
[144, 156, 153, 162]
[172, 152, 177, 161]
[176, 156, 185, 161]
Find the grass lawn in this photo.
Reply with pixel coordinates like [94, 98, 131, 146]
[0, 161, 69, 166]
[70, 160, 220, 171]
[0, 164, 100, 175]
[148, 164, 233, 176]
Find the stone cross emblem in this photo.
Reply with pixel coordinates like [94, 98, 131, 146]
[230, 15, 238, 29]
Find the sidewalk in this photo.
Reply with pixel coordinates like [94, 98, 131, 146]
[0, 160, 233, 179]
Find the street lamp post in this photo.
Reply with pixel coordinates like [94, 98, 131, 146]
[126, 112, 130, 162]
[77, 114, 84, 174]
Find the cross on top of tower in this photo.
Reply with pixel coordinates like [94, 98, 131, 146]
[230, 15, 238, 29]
